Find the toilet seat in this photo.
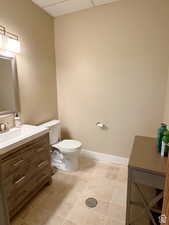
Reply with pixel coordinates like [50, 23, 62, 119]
[52, 140, 82, 153]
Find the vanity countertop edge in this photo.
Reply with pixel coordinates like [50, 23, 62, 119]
[0, 125, 49, 157]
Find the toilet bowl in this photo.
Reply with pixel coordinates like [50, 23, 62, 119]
[53, 140, 82, 171]
[39, 120, 82, 172]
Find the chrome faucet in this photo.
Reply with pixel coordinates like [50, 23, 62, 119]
[0, 122, 9, 132]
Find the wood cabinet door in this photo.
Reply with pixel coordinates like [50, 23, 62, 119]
[0, 160, 10, 225]
[162, 157, 169, 225]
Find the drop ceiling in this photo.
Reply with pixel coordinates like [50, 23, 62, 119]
[32, 0, 119, 17]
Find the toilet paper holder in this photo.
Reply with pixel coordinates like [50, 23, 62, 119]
[96, 122, 104, 128]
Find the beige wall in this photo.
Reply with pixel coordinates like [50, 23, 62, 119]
[55, 0, 169, 157]
[164, 70, 169, 124]
[0, 0, 57, 125]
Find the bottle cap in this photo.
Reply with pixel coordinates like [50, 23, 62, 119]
[161, 123, 167, 127]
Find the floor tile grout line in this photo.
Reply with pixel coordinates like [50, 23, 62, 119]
[11, 161, 127, 225]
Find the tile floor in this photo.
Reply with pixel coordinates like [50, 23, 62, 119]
[11, 157, 128, 225]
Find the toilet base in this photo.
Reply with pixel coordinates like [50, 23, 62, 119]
[52, 149, 81, 172]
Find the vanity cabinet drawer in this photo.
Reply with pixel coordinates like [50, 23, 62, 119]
[1, 149, 34, 180]
[1, 135, 50, 179]
[2, 154, 24, 179]
[8, 181, 33, 213]
[33, 148, 50, 164]
[3, 171, 29, 198]
[0, 133, 52, 218]
[132, 169, 165, 190]
[35, 167, 51, 187]
[8, 166, 51, 216]
[3, 152, 51, 198]
[30, 165, 51, 189]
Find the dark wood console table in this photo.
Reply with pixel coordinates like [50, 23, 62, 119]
[126, 136, 168, 225]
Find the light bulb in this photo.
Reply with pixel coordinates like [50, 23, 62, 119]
[5, 36, 21, 53]
[0, 34, 3, 48]
[0, 33, 5, 49]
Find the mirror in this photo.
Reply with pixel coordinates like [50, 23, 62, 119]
[0, 55, 20, 115]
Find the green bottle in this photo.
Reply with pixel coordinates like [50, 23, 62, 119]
[161, 132, 169, 157]
[157, 123, 168, 153]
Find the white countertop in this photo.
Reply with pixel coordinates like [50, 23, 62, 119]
[0, 124, 49, 155]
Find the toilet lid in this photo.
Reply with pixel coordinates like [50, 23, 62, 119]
[53, 140, 82, 153]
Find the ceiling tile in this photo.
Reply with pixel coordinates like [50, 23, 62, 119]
[32, 0, 64, 8]
[44, 0, 93, 16]
[93, 0, 119, 6]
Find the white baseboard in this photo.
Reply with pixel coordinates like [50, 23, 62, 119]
[81, 149, 129, 166]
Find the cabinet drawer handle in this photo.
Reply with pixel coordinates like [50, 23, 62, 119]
[14, 159, 24, 167]
[36, 147, 45, 153]
[38, 161, 49, 168]
[14, 176, 26, 185]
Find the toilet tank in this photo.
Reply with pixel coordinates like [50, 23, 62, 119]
[39, 120, 61, 145]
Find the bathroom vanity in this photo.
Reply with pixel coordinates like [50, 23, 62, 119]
[0, 48, 52, 225]
[0, 125, 52, 225]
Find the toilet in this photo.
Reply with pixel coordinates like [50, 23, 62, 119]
[39, 120, 82, 172]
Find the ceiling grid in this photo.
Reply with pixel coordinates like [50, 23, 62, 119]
[32, 0, 120, 17]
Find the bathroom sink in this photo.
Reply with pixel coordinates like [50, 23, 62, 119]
[0, 124, 49, 154]
[0, 128, 21, 143]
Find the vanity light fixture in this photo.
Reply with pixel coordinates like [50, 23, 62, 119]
[0, 25, 21, 53]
